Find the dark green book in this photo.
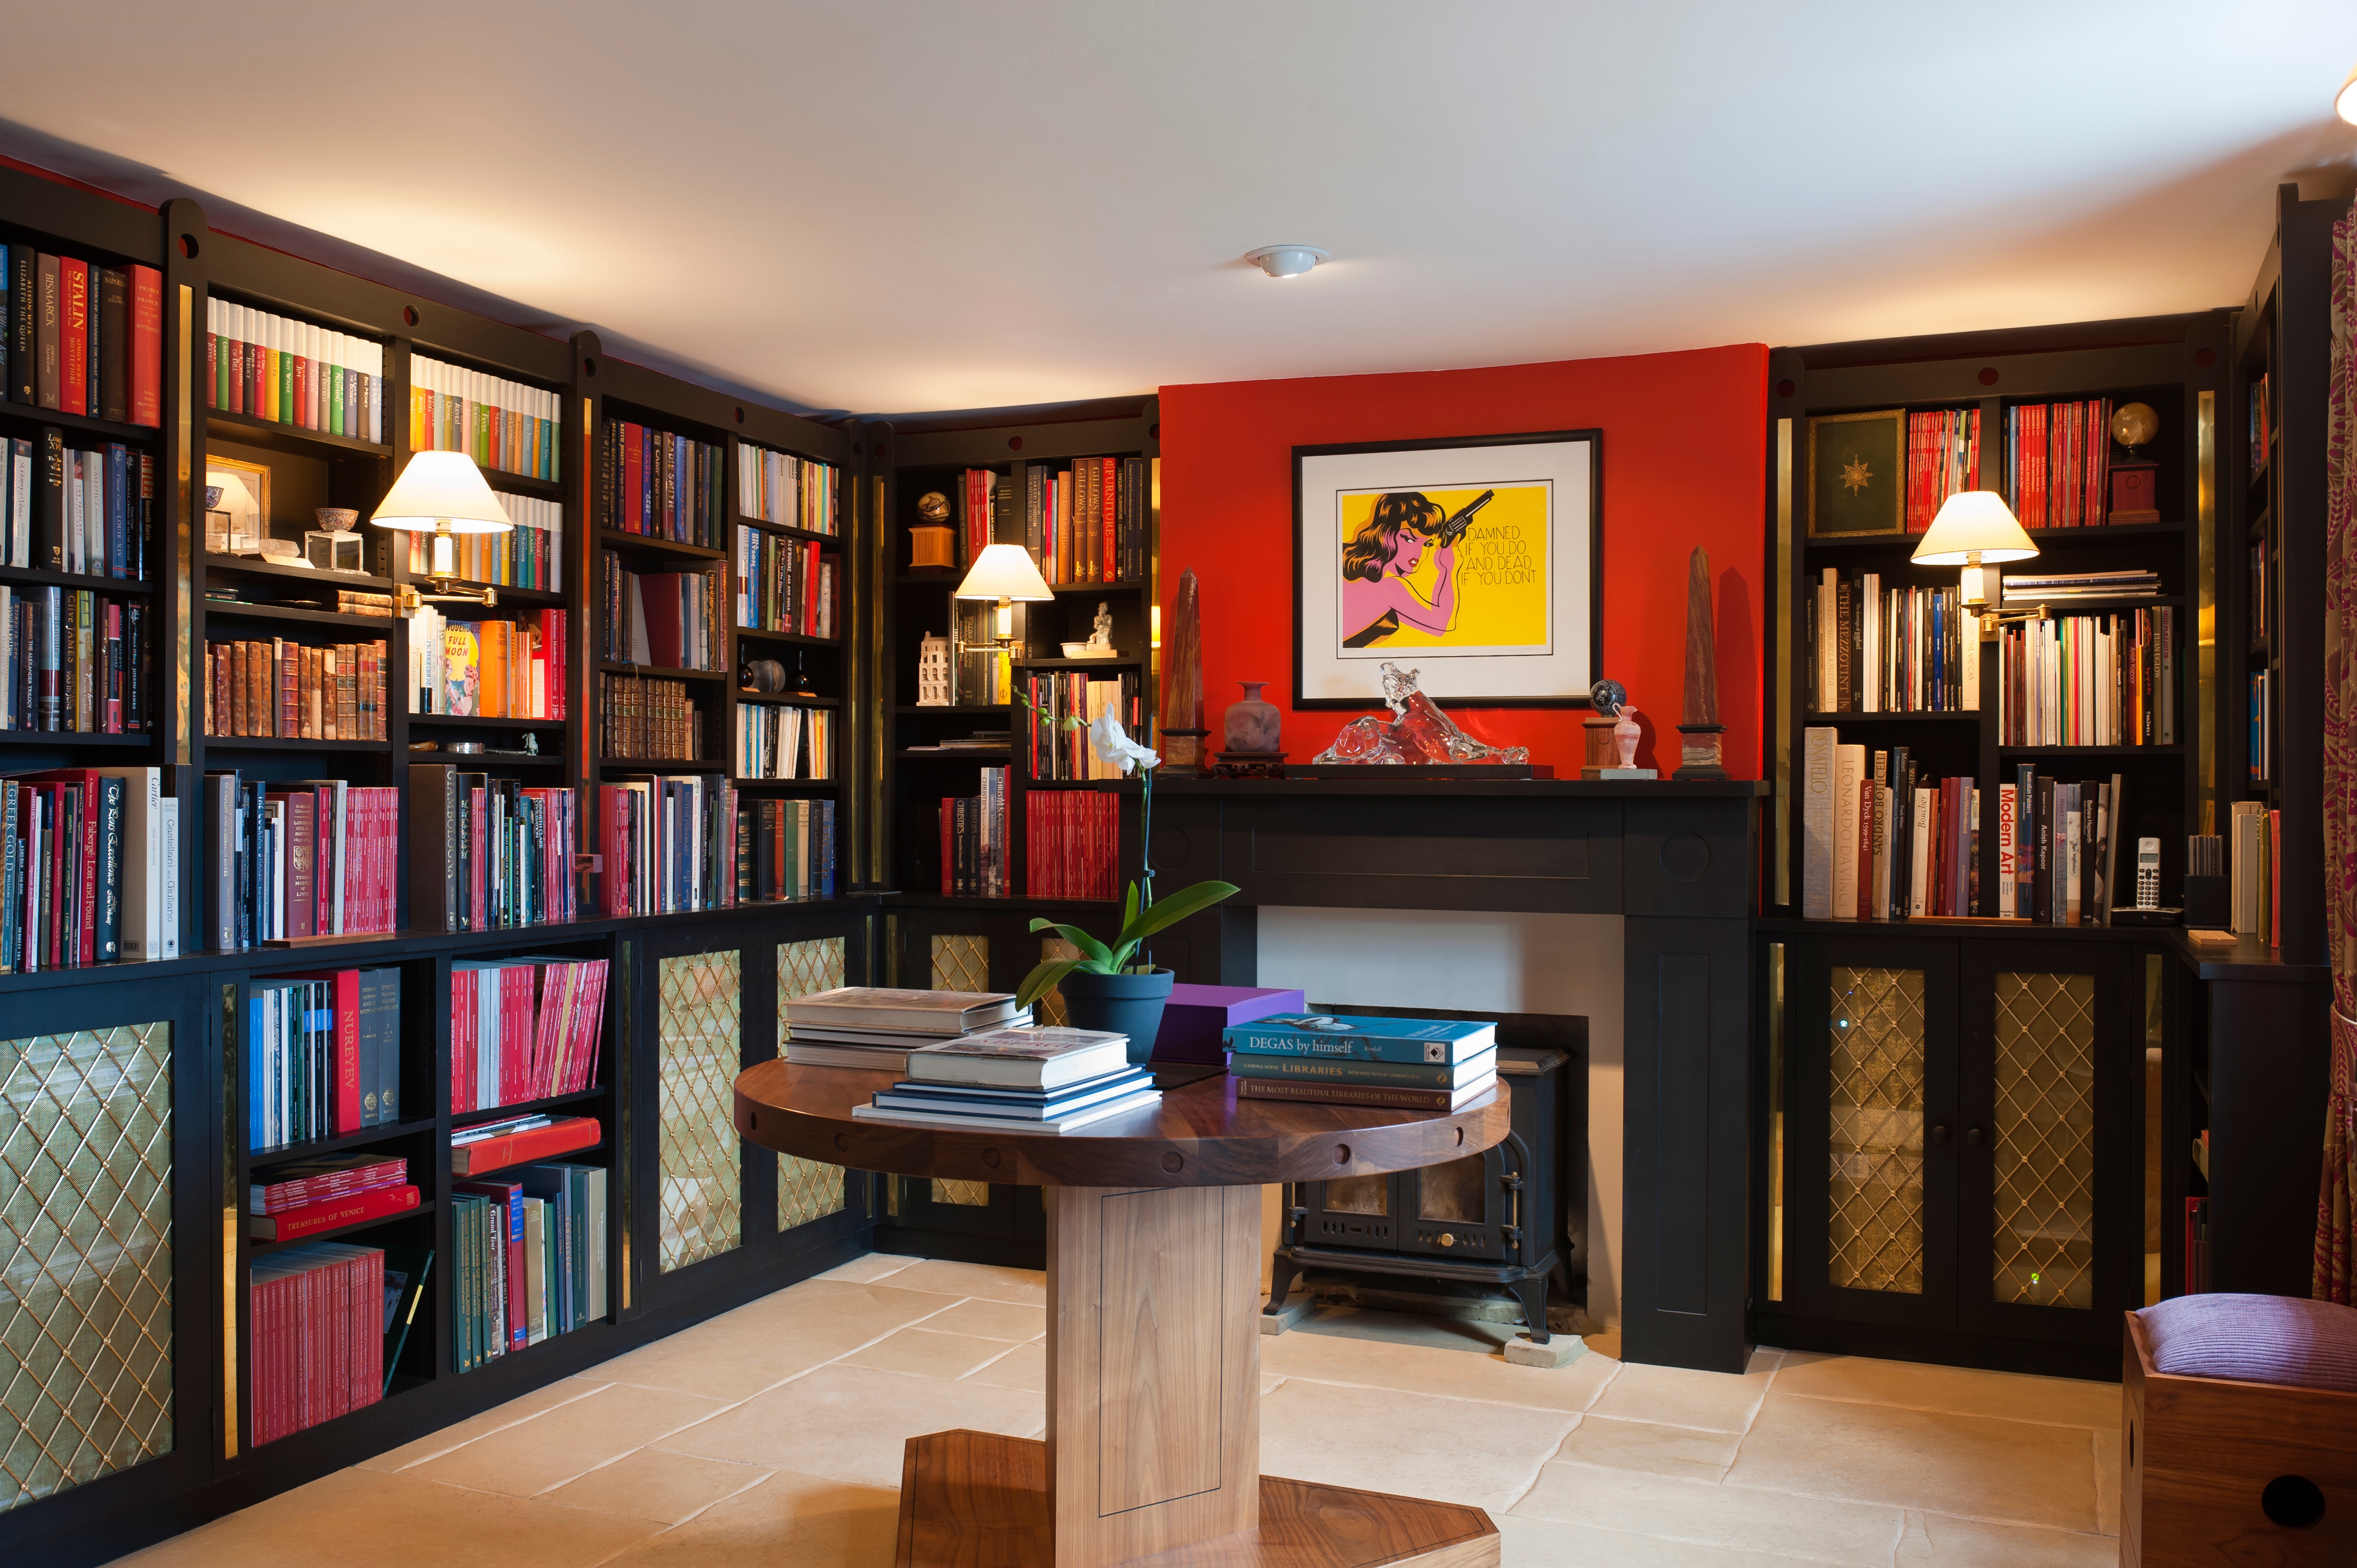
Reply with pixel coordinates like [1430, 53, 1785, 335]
[451, 1195, 483, 1373]
[379, 1245, 432, 1395]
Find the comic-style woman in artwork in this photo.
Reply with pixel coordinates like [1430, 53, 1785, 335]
[1340, 490, 1489, 647]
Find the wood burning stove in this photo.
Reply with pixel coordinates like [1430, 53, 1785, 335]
[1265, 1012, 1579, 1341]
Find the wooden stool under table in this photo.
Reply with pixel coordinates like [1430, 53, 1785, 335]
[734, 1059, 1509, 1568]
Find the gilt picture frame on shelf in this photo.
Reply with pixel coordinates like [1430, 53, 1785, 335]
[1805, 409, 1906, 538]
[204, 456, 273, 555]
[1292, 428, 1601, 708]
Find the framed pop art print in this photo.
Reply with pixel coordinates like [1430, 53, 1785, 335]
[1293, 429, 1601, 708]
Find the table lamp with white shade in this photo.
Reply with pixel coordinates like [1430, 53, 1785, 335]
[1910, 490, 2045, 633]
[370, 449, 515, 612]
[954, 542, 1055, 649]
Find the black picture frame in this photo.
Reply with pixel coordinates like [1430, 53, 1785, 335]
[1291, 428, 1604, 710]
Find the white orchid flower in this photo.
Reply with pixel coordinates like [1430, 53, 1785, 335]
[1089, 711, 1160, 776]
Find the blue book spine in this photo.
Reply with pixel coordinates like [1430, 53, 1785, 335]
[107, 445, 127, 579]
[249, 994, 268, 1149]
[1222, 1023, 1494, 1065]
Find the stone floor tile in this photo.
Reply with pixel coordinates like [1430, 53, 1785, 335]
[537, 1448, 772, 1524]
[962, 1339, 1046, 1392]
[840, 1326, 1017, 1380]
[1585, 1363, 1777, 1434]
[1727, 1395, 2098, 1531]
[872, 1258, 1047, 1305]
[1259, 1320, 1617, 1414]
[1743, 1348, 1781, 1375]
[106, 1468, 661, 1568]
[1773, 1352, 2116, 1428]
[914, 1295, 1045, 1342]
[1260, 1378, 1575, 1512]
[357, 1375, 610, 1472]
[2092, 1427, 2119, 1537]
[589, 1281, 965, 1400]
[1513, 1463, 1903, 1567]
[1498, 1512, 1864, 1566]
[1895, 1509, 2116, 1566]
[654, 1363, 1044, 1488]
[1554, 1414, 1741, 1483]
[812, 1252, 920, 1283]
[408, 1383, 731, 1499]
[594, 1467, 900, 1568]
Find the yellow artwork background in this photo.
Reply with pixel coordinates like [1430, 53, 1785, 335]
[1339, 483, 1550, 651]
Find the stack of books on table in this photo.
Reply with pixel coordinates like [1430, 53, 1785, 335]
[851, 1027, 1161, 1134]
[782, 986, 1032, 1074]
[248, 1153, 420, 1242]
[1221, 1014, 1499, 1111]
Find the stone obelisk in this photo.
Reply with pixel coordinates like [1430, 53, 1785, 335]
[1673, 546, 1727, 780]
[1160, 569, 1208, 771]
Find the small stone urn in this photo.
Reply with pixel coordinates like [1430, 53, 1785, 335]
[1613, 707, 1643, 770]
[1223, 682, 1281, 753]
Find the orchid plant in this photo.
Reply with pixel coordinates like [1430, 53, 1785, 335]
[1011, 700, 1239, 1010]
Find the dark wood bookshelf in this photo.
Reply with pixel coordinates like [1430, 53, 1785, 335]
[595, 527, 724, 561]
[201, 600, 397, 632]
[248, 1117, 441, 1169]
[0, 564, 156, 594]
[250, 1200, 439, 1258]
[450, 1086, 608, 1127]
[206, 406, 392, 458]
[0, 403, 165, 445]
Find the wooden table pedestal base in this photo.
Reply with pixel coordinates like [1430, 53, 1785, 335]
[893, 1431, 1500, 1568]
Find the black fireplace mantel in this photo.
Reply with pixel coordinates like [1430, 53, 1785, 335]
[1146, 775, 1766, 1374]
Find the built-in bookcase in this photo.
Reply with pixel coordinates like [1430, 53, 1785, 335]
[876, 407, 1158, 930]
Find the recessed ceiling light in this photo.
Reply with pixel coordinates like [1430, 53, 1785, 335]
[1245, 245, 1328, 279]
[2340, 60, 2357, 125]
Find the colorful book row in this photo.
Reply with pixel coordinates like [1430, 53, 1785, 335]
[407, 769, 585, 933]
[6, 247, 164, 424]
[738, 443, 839, 535]
[1, 587, 151, 732]
[448, 956, 609, 1115]
[733, 702, 832, 780]
[406, 607, 567, 720]
[0, 434, 153, 577]
[1024, 791, 1118, 902]
[734, 797, 836, 902]
[206, 638, 390, 739]
[198, 774, 401, 949]
[246, 967, 403, 1150]
[409, 354, 560, 482]
[403, 491, 563, 591]
[205, 298, 384, 442]
[600, 422, 723, 548]
[2, 766, 176, 970]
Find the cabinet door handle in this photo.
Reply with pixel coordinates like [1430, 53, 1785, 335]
[1964, 1125, 1987, 1149]
[1928, 1123, 1951, 1147]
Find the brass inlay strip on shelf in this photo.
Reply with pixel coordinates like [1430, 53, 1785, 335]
[176, 285, 194, 767]
[220, 982, 239, 1460]
[2196, 389, 2216, 834]
[1773, 416, 1794, 906]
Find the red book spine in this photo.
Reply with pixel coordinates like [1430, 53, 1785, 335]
[333, 968, 362, 1133]
[252, 1182, 420, 1242]
[622, 424, 644, 532]
[129, 265, 162, 425]
[940, 800, 953, 896]
[59, 260, 88, 417]
[451, 1116, 600, 1176]
[1100, 458, 1116, 579]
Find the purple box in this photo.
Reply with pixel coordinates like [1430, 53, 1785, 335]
[1151, 984, 1308, 1065]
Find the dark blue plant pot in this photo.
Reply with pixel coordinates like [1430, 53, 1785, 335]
[1057, 967, 1176, 1064]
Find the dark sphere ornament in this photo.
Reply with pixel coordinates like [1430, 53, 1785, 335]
[1590, 679, 1627, 717]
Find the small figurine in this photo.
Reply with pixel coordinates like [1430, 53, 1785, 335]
[916, 633, 951, 706]
[1088, 602, 1114, 651]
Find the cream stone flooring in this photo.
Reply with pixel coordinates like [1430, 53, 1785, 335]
[112, 1253, 2123, 1567]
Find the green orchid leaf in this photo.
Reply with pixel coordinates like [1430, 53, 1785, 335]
[1115, 880, 1241, 947]
[1014, 956, 1088, 1011]
[1123, 880, 1142, 930]
[1025, 918, 1113, 968]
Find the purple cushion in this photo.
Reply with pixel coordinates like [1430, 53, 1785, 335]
[2139, 1293, 2357, 1392]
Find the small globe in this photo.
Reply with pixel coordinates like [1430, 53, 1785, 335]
[916, 491, 951, 524]
[1590, 678, 1627, 717]
[2110, 402, 2160, 449]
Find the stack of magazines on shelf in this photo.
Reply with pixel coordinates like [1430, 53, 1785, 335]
[1221, 1013, 1499, 1111]
[248, 1153, 420, 1243]
[781, 986, 1031, 1073]
[852, 1026, 1160, 1135]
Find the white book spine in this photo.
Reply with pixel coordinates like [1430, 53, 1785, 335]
[158, 796, 178, 959]
[2064, 808, 2083, 925]
[1831, 745, 1864, 922]
[1910, 789, 1932, 917]
[1959, 608, 1979, 712]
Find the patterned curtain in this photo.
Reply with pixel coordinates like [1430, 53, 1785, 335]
[2315, 197, 2357, 1301]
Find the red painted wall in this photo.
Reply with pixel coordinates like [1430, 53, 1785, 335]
[1157, 345, 1769, 777]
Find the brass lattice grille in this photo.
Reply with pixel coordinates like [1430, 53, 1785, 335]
[1993, 972, 2097, 1309]
[1034, 937, 1081, 1028]
[776, 940, 848, 1233]
[926, 935, 992, 1207]
[1827, 967, 1925, 1295]
[0, 1024, 173, 1512]
[657, 951, 743, 1272]
[929, 933, 988, 995]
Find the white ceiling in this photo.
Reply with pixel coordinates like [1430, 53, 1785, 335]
[4, 2, 2354, 415]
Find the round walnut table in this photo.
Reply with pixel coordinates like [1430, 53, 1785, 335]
[735, 1060, 1511, 1568]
